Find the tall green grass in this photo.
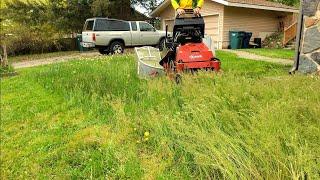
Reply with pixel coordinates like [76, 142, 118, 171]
[1, 52, 319, 179]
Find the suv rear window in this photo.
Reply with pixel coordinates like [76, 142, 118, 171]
[84, 20, 94, 31]
[95, 19, 130, 31]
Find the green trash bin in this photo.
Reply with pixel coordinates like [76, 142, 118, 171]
[76, 34, 88, 52]
[229, 31, 245, 49]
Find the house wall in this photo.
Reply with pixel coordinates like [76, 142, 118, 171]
[223, 6, 295, 48]
[156, 1, 297, 49]
[158, 1, 225, 49]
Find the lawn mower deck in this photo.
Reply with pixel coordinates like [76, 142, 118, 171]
[175, 42, 220, 71]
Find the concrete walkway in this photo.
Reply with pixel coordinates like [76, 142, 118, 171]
[221, 49, 294, 66]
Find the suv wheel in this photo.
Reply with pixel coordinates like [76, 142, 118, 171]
[110, 41, 124, 54]
[98, 48, 109, 55]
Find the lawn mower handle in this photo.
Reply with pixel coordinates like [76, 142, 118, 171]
[176, 9, 202, 19]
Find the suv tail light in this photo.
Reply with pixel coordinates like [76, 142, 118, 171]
[92, 33, 96, 42]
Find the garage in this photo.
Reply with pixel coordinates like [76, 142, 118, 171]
[203, 14, 220, 49]
[203, 15, 220, 44]
[151, 0, 298, 49]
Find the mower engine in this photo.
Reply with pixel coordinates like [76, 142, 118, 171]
[160, 10, 221, 75]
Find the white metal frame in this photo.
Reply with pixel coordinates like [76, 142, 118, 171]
[135, 47, 163, 75]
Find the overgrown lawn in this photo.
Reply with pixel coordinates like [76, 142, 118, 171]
[1, 51, 319, 179]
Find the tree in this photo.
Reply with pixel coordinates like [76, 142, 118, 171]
[0, 7, 9, 67]
[49, 0, 92, 33]
[271, 0, 299, 6]
[132, 0, 163, 13]
[0, 0, 152, 56]
[1, 0, 65, 55]
[91, 0, 110, 17]
[3, 0, 49, 26]
[109, 0, 133, 20]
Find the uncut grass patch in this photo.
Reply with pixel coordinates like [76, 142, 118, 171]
[1, 52, 319, 179]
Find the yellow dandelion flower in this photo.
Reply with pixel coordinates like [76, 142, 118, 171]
[144, 131, 150, 137]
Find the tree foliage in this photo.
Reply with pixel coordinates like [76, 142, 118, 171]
[132, 0, 163, 13]
[91, 0, 110, 17]
[0, 0, 150, 55]
[0, 0, 299, 56]
[271, 0, 300, 7]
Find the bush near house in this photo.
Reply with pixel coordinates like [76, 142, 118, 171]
[1, 52, 319, 179]
[262, 32, 284, 49]
[0, 64, 15, 77]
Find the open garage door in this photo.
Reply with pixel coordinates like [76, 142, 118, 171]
[203, 15, 220, 49]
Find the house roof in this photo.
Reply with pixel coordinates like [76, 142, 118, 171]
[150, 0, 299, 17]
[225, 0, 298, 10]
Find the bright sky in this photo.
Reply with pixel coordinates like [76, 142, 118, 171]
[134, 5, 149, 15]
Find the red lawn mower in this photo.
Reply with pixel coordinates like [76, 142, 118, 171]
[160, 9, 221, 83]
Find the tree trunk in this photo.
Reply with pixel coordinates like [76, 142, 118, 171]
[1, 44, 8, 67]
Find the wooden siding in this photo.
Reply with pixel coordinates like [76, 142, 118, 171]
[222, 6, 294, 48]
[204, 15, 219, 40]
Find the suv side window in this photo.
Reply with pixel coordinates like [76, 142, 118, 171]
[94, 19, 108, 31]
[109, 20, 130, 31]
[84, 20, 94, 31]
[139, 22, 154, 32]
[131, 22, 137, 31]
[95, 19, 130, 31]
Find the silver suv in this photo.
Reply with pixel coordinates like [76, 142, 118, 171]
[82, 18, 168, 54]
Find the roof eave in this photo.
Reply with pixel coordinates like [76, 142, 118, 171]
[226, 2, 299, 13]
[150, 0, 171, 17]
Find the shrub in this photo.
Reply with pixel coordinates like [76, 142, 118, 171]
[0, 64, 15, 77]
[262, 32, 284, 49]
[4, 24, 76, 56]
